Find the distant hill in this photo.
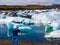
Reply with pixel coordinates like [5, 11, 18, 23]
[0, 5, 60, 10]
[52, 4, 60, 6]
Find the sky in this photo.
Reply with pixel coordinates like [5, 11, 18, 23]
[0, 0, 60, 6]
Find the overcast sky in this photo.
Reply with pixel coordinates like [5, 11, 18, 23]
[0, 0, 60, 5]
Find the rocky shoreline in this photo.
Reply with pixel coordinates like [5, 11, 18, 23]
[0, 5, 60, 10]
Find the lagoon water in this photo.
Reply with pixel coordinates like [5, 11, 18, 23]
[0, 9, 60, 44]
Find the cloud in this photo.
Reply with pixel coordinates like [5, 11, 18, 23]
[0, 0, 60, 5]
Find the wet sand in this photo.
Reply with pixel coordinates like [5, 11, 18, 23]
[0, 38, 58, 45]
